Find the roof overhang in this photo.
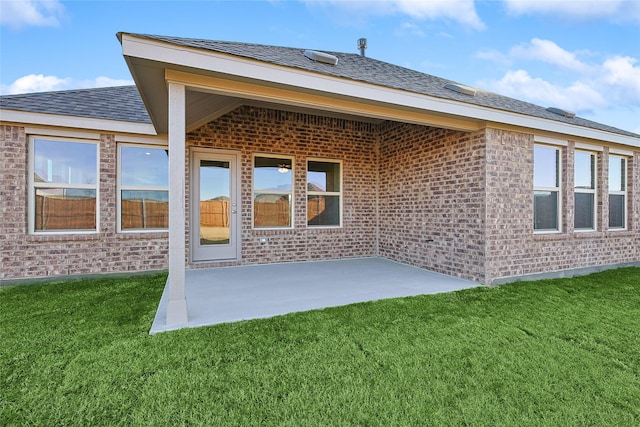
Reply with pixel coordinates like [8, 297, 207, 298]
[0, 109, 157, 135]
[119, 33, 640, 148]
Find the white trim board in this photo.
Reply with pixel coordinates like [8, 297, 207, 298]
[1, 109, 157, 135]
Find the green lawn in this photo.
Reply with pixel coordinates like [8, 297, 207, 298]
[1, 268, 639, 426]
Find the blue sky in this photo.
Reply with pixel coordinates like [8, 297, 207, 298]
[1, 0, 639, 133]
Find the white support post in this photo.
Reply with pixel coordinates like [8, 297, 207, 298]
[166, 82, 188, 325]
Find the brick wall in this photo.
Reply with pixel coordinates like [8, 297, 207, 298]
[0, 126, 169, 282]
[377, 122, 487, 283]
[3, 111, 638, 284]
[186, 106, 379, 268]
[485, 128, 640, 283]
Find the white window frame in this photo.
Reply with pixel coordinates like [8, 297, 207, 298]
[28, 135, 99, 235]
[117, 143, 169, 233]
[533, 143, 563, 234]
[608, 154, 627, 231]
[574, 149, 597, 232]
[307, 158, 343, 228]
[252, 154, 295, 229]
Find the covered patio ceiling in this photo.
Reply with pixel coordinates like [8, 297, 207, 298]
[183, 89, 385, 133]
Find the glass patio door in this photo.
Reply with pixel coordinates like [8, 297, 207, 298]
[191, 150, 240, 262]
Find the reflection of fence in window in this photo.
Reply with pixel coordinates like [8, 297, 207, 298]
[254, 197, 290, 227]
[121, 199, 169, 229]
[35, 195, 96, 231]
[307, 196, 326, 223]
[199, 200, 229, 227]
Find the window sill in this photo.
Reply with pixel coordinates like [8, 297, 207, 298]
[605, 229, 634, 237]
[573, 230, 601, 238]
[117, 231, 168, 239]
[308, 226, 343, 232]
[533, 232, 566, 241]
[252, 228, 296, 235]
[26, 233, 101, 243]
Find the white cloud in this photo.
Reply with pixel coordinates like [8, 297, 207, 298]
[303, 0, 485, 30]
[0, 74, 134, 95]
[600, 55, 640, 101]
[476, 38, 640, 133]
[395, 22, 427, 37]
[393, 0, 485, 30]
[502, 0, 640, 24]
[510, 38, 594, 74]
[0, 0, 65, 29]
[482, 69, 606, 112]
[474, 49, 511, 66]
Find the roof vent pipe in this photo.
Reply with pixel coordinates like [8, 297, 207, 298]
[358, 38, 367, 57]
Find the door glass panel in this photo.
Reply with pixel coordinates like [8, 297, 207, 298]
[199, 160, 230, 245]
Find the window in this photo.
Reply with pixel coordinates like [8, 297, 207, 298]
[574, 150, 596, 231]
[534, 145, 561, 232]
[307, 160, 342, 227]
[253, 156, 293, 228]
[118, 145, 168, 231]
[609, 155, 627, 230]
[29, 137, 98, 233]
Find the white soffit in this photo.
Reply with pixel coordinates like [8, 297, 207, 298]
[120, 34, 640, 148]
[1, 109, 157, 135]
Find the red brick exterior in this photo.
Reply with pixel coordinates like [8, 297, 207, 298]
[378, 122, 487, 282]
[484, 129, 640, 283]
[0, 126, 169, 281]
[185, 107, 379, 268]
[1, 107, 639, 284]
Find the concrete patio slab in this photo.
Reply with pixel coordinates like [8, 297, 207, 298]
[150, 257, 480, 334]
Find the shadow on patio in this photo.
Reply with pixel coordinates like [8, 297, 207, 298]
[150, 257, 480, 334]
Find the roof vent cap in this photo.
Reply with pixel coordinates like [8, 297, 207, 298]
[304, 50, 338, 66]
[546, 107, 576, 118]
[358, 38, 367, 57]
[444, 83, 476, 97]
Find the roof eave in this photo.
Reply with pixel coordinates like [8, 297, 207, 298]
[119, 33, 640, 148]
[0, 109, 158, 135]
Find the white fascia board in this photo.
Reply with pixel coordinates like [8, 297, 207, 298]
[121, 34, 640, 148]
[0, 109, 157, 135]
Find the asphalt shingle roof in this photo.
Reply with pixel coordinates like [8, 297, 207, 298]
[1, 33, 637, 139]
[135, 34, 638, 138]
[0, 85, 150, 124]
